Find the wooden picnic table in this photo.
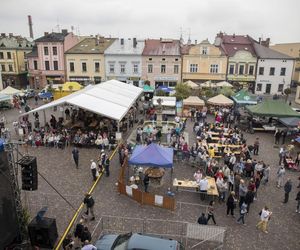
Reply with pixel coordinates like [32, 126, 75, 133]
[207, 131, 230, 137]
[208, 143, 242, 149]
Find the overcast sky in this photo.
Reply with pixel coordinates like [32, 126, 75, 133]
[0, 0, 299, 44]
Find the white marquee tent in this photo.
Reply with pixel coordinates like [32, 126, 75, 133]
[0, 86, 22, 95]
[22, 80, 143, 121]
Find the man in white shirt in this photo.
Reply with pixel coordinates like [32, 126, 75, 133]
[90, 160, 97, 181]
[199, 177, 209, 200]
[256, 206, 272, 233]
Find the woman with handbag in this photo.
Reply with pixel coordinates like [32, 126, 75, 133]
[226, 191, 237, 217]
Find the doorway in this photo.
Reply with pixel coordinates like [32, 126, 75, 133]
[265, 84, 272, 94]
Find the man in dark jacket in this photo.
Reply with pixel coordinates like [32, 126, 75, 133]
[197, 213, 208, 225]
[283, 179, 292, 203]
[143, 174, 150, 192]
[72, 147, 79, 168]
[83, 193, 95, 220]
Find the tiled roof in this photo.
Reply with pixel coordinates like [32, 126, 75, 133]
[0, 36, 33, 49]
[65, 37, 115, 54]
[253, 43, 293, 59]
[26, 45, 38, 57]
[219, 35, 256, 57]
[142, 39, 181, 56]
[104, 38, 144, 55]
[35, 32, 68, 43]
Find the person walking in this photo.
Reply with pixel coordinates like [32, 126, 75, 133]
[274, 129, 281, 145]
[72, 147, 79, 168]
[90, 160, 97, 181]
[104, 155, 110, 177]
[245, 190, 255, 213]
[256, 206, 272, 233]
[83, 194, 95, 221]
[143, 174, 150, 192]
[262, 165, 270, 185]
[253, 137, 260, 155]
[82, 240, 97, 250]
[295, 191, 300, 213]
[197, 213, 208, 225]
[282, 179, 292, 203]
[237, 202, 248, 225]
[74, 219, 84, 243]
[207, 201, 217, 225]
[81, 227, 92, 244]
[226, 191, 237, 217]
[277, 164, 286, 188]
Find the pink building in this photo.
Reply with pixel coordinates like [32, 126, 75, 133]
[27, 30, 79, 88]
[141, 39, 181, 88]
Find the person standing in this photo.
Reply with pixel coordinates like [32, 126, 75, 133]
[256, 206, 272, 233]
[237, 202, 248, 225]
[226, 191, 237, 217]
[239, 180, 247, 208]
[253, 137, 260, 155]
[282, 179, 292, 203]
[207, 201, 217, 225]
[82, 240, 96, 250]
[197, 213, 208, 225]
[90, 160, 97, 181]
[74, 219, 84, 243]
[245, 190, 255, 213]
[281, 130, 287, 145]
[277, 165, 285, 188]
[81, 227, 92, 244]
[262, 164, 270, 185]
[83, 194, 95, 221]
[274, 129, 281, 145]
[295, 191, 300, 213]
[72, 147, 79, 168]
[104, 155, 110, 177]
[199, 176, 208, 201]
[143, 174, 150, 192]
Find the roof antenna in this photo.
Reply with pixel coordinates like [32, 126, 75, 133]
[187, 28, 191, 45]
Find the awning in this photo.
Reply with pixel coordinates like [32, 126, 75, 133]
[278, 117, 300, 127]
[0, 86, 22, 95]
[183, 96, 205, 106]
[0, 93, 12, 102]
[207, 94, 234, 106]
[184, 80, 200, 89]
[232, 89, 257, 105]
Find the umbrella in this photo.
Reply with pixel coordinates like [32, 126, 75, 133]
[216, 81, 233, 88]
[200, 81, 217, 88]
[39, 92, 53, 99]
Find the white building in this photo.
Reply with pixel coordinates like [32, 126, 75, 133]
[253, 43, 294, 95]
[104, 38, 145, 86]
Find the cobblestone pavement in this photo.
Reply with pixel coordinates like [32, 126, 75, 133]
[2, 99, 300, 249]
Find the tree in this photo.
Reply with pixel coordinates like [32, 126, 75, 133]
[218, 87, 234, 97]
[284, 88, 292, 102]
[173, 83, 191, 100]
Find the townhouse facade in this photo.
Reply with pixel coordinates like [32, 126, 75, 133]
[182, 39, 227, 83]
[215, 33, 257, 92]
[253, 42, 294, 94]
[142, 39, 181, 88]
[104, 38, 145, 86]
[0, 65, 3, 90]
[0, 33, 33, 88]
[27, 30, 79, 88]
[65, 37, 115, 85]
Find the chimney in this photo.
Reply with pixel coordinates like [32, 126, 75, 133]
[44, 32, 49, 36]
[96, 35, 100, 45]
[1, 33, 5, 37]
[9, 33, 13, 38]
[260, 38, 270, 48]
[195, 40, 197, 44]
[233, 33, 235, 38]
[120, 38, 124, 45]
[217, 31, 223, 38]
[259, 37, 261, 44]
[28, 15, 34, 39]
[133, 38, 137, 48]
[61, 29, 68, 35]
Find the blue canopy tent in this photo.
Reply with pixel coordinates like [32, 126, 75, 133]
[156, 86, 172, 94]
[39, 92, 53, 99]
[129, 143, 173, 168]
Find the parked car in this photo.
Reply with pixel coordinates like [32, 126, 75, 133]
[95, 232, 184, 250]
[292, 107, 300, 113]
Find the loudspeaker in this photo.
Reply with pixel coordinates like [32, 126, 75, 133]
[28, 217, 58, 249]
[18, 156, 38, 191]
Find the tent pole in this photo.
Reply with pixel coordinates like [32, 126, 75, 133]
[43, 110, 46, 126]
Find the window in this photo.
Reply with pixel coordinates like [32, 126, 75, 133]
[133, 64, 138, 74]
[278, 84, 284, 92]
[95, 62, 100, 72]
[175, 58, 179, 61]
[82, 62, 87, 72]
[53, 61, 58, 70]
[7, 52, 11, 59]
[269, 67, 275, 76]
[0, 52, 3, 59]
[9, 64, 13, 71]
[148, 64, 153, 73]
[169, 82, 177, 87]
[109, 64, 114, 73]
[259, 67, 264, 75]
[280, 67, 286, 76]
[53, 46, 57, 56]
[69, 62, 74, 72]
[1, 64, 5, 72]
[248, 65, 254, 75]
[238, 65, 245, 75]
[45, 61, 50, 70]
[161, 65, 166, 73]
[174, 65, 179, 74]
[44, 47, 49, 55]
[162, 58, 166, 61]
[202, 47, 208, 55]
[229, 64, 235, 74]
[34, 60, 38, 70]
[256, 83, 262, 91]
[190, 64, 198, 73]
[210, 64, 219, 74]
[120, 64, 125, 73]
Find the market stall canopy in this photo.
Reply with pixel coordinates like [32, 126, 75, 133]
[200, 81, 217, 88]
[183, 96, 205, 106]
[0, 93, 11, 102]
[61, 82, 83, 91]
[232, 89, 257, 105]
[143, 85, 154, 92]
[156, 86, 172, 93]
[21, 80, 143, 121]
[216, 81, 233, 88]
[129, 143, 174, 168]
[207, 94, 234, 106]
[153, 96, 176, 107]
[246, 100, 300, 118]
[39, 92, 53, 99]
[0, 86, 22, 95]
[184, 80, 200, 89]
[278, 117, 300, 127]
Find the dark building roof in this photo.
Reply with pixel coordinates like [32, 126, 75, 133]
[26, 45, 38, 57]
[35, 32, 68, 43]
[0, 36, 33, 49]
[142, 39, 181, 56]
[65, 37, 115, 54]
[253, 43, 293, 59]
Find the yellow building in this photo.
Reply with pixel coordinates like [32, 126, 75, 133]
[0, 34, 33, 88]
[270, 43, 300, 84]
[182, 39, 227, 83]
[65, 37, 115, 85]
